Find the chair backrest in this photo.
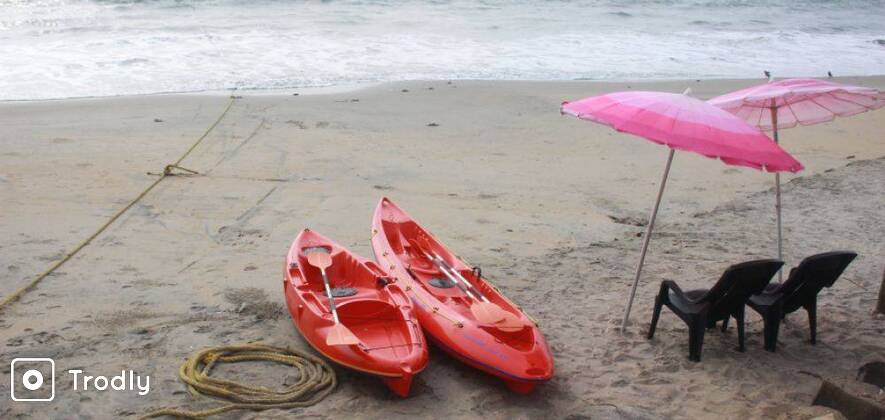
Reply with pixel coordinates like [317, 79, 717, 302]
[779, 251, 857, 313]
[703, 259, 783, 318]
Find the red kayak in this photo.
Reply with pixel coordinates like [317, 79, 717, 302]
[371, 198, 553, 393]
[283, 228, 428, 397]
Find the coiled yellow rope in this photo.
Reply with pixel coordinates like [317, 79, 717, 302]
[0, 94, 237, 312]
[141, 344, 336, 419]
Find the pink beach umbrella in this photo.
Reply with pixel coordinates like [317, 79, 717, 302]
[561, 90, 804, 331]
[709, 78, 883, 280]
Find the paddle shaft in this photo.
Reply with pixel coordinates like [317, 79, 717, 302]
[420, 249, 485, 302]
[429, 253, 478, 300]
[431, 251, 490, 302]
[318, 268, 341, 324]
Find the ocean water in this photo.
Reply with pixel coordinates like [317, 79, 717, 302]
[1, 0, 883, 100]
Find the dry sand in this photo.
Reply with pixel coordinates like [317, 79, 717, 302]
[1, 78, 884, 419]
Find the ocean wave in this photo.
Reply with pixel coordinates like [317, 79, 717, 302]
[0, 0, 883, 100]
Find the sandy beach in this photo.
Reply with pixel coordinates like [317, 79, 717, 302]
[1, 77, 884, 418]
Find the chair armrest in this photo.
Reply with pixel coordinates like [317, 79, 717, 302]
[660, 280, 688, 300]
[660, 279, 708, 314]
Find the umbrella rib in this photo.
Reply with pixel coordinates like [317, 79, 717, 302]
[784, 102, 801, 128]
[820, 96, 866, 114]
[807, 96, 838, 116]
[827, 93, 878, 109]
[757, 104, 768, 128]
[740, 100, 771, 109]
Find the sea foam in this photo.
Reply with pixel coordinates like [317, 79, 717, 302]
[1, 0, 883, 100]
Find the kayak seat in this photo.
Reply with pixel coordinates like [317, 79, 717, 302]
[406, 266, 470, 299]
[330, 287, 358, 297]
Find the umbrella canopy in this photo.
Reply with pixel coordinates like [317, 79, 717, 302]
[709, 78, 882, 280]
[708, 78, 883, 131]
[561, 90, 803, 331]
[562, 91, 804, 172]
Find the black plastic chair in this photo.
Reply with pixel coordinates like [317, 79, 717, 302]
[748, 251, 857, 352]
[647, 259, 783, 362]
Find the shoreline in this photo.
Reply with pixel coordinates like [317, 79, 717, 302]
[3, 74, 884, 103]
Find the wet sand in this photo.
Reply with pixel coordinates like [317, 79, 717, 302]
[1, 77, 884, 418]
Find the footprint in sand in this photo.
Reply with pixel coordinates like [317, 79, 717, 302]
[314, 121, 347, 129]
[285, 120, 308, 129]
[216, 226, 268, 247]
[223, 287, 283, 320]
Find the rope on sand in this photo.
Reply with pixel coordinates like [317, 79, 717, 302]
[0, 94, 237, 312]
[140, 344, 337, 419]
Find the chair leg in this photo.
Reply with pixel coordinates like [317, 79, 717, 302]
[760, 302, 782, 352]
[721, 316, 729, 332]
[735, 308, 745, 352]
[806, 298, 818, 345]
[648, 295, 664, 339]
[761, 308, 781, 352]
[688, 315, 706, 362]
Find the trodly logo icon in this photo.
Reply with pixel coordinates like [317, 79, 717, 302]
[10, 358, 55, 402]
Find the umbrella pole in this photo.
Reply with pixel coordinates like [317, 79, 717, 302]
[771, 106, 783, 281]
[621, 148, 675, 332]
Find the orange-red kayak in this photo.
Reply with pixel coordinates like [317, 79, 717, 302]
[283, 228, 428, 397]
[371, 198, 554, 393]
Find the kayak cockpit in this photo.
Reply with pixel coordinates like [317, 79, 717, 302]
[379, 218, 522, 324]
[336, 299, 421, 360]
[292, 244, 392, 307]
